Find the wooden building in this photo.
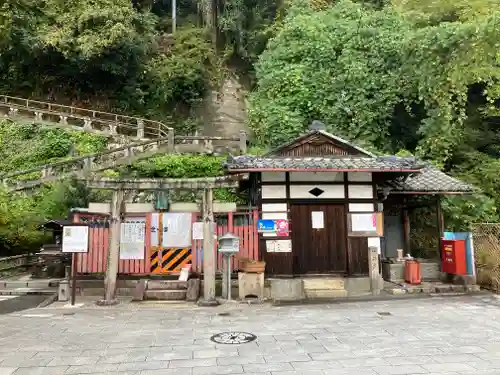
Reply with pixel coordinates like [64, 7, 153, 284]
[224, 126, 473, 277]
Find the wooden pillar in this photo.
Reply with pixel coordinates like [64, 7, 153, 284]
[436, 195, 444, 260]
[199, 188, 218, 306]
[102, 189, 124, 304]
[403, 209, 410, 254]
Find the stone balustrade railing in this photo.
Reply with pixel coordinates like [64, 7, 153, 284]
[0, 94, 172, 139]
[2, 133, 247, 191]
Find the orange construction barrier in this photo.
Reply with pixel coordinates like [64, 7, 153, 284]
[404, 259, 421, 285]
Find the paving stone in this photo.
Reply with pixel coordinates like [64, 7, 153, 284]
[191, 364, 244, 375]
[193, 350, 238, 359]
[65, 364, 119, 374]
[243, 362, 294, 373]
[117, 361, 169, 371]
[47, 356, 98, 367]
[1, 359, 52, 368]
[291, 361, 341, 370]
[140, 370, 193, 375]
[421, 363, 476, 373]
[98, 354, 147, 364]
[12, 367, 69, 375]
[264, 353, 311, 363]
[371, 365, 428, 374]
[168, 358, 217, 368]
[146, 352, 191, 361]
[0, 368, 17, 375]
[216, 355, 265, 365]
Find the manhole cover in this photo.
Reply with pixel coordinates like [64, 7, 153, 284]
[377, 312, 392, 316]
[210, 332, 257, 344]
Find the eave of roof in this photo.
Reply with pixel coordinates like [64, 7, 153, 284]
[224, 155, 423, 173]
[388, 166, 475, 194]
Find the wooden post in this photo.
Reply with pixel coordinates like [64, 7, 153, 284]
[436, 196, 444, 260]
[102, 189, 124, 304]
[198, 188, 218, 306]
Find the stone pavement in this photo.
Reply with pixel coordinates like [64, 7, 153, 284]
[2, 295, 500, 375]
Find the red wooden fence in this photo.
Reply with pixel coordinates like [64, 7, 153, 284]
[72, 209, 259, 275]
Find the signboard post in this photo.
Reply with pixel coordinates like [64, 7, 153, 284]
[62, 225, 89, 306]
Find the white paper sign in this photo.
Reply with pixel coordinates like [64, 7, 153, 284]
[162, 213, 192, 248]
[192, 222, 203, 240]
[266, 239, 292, 253]
[352, 213, 376, 232]
[62, 226, 89, 253]
[120, 221, 145, 260]
[150, 213, 160, 247]
[311, 211, 324, 229]
[368, 237, 381, 255]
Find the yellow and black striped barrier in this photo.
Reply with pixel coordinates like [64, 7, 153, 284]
[161, 248, 192, 273]
[150, 248, 160, 273]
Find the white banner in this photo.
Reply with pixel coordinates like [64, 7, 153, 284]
[192, 222, 203, 240]
[162, 213, 192, 248]
[62, 226, 89, 253]
[150, 213, 160, 247]
[120, 219, 145, 260]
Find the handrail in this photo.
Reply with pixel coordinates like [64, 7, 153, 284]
[0, 93, 248, 191]
[0, 94, 173, 138]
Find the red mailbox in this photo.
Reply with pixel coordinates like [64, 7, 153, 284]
[441, 239, 467, 275]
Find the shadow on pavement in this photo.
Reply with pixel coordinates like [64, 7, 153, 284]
[0, 295, 48, 315]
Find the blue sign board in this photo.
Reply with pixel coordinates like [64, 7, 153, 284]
[257, 219, 276, 232]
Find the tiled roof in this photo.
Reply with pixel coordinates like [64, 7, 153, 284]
[224, 156, 474, 194]
[224, 155, 423, 172]
[392, 167, 474, 193]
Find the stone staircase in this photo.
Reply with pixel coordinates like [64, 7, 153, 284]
[144, 280, 188, 301]
[0, 94, 247, 191]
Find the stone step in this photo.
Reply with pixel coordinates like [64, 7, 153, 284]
[304, 289, 348, 299]
[147, 280, 187, 291]
[145, 289, 187, 301]
[302, 278, 345, 290]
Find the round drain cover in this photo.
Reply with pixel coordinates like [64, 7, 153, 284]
[210, 332, 257, 344]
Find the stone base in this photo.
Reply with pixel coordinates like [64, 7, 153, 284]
[145, 290, 186, 300]
[95, 299, 120, 306]
[197, 298, 220, 307]
[269, 279, 305, 302]
[305, 289, 348, 299]
[238, 272, 264, 301]
[132, 280, 147, 301]
[382, 260, 441, 283]
[186, 279, 200, 302]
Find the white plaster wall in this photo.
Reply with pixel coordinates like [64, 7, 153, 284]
[348, 172, 373, 182]
[262, 185, 286, 199]
[262, 212, 287, 220]
[348, 185, 373, 199]
[290, 185, 344, 199]
[261, 172, 286, 182]
[289, 172, 344, 182]
[262, 203, 287, 212]
[349, 203, 374, 212]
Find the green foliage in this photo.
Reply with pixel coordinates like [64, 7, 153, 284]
[0, 120, 107, 173]
[0, 121, 106, 254]
[250, 0, 500, 227]
[0, 1, 222, 132]
[0, 180, 92, 255]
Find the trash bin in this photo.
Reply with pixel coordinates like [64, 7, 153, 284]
[404, 259, 421, 285]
